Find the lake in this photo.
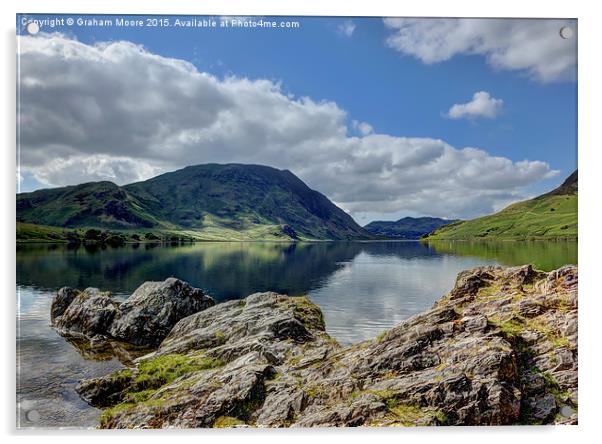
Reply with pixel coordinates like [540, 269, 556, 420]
[16, 240, 576, 428]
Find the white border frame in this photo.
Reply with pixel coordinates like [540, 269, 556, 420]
[3, 1, 599, 443]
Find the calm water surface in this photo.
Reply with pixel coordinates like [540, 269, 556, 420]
[16, 240, 576, 428]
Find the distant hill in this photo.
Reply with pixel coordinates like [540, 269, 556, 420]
[17, 164, 372, 241]
[364, 217, 459, 239]
[426, 170, 577, 240]
[16, 181, 160, 229]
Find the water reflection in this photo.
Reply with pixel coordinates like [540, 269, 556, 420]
[61, 336, 151, 365]
[425, 240, 577, 272]
[16, 240, 576, 427]
[17, 287, 125, 428]
[310, 252, 495, 343]
[17, 241, 444, 301]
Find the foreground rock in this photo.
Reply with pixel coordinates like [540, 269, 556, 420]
[51, 278, 214, 346]
[109, 278, 215, 346]
[53, 288, 119, 338]
[74, 265, 577, 428]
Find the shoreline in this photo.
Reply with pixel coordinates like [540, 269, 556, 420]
[49, 264, 578, 428]
[17, 238, 579, 245]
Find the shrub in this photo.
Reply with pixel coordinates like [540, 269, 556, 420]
[84, 228, 102, 241]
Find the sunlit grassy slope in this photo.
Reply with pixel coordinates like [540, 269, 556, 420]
[426, 171, 577, 241]
[16, 221, 311, 243]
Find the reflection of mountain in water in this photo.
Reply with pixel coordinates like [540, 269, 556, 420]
[425, 240, 577, 272]
[16, 242, 444, 301]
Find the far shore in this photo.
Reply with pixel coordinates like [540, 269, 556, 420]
[16, 237, 579, 245]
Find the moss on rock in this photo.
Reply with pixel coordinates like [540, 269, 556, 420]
[213, 416, 246, 428]
[290, 296, 325, 331]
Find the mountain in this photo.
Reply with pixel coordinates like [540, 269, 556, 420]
[426, 170, 577, 240]
[364, 217, 459, 239]
[16, 181, 160, 229]
[17, 163, 372, 241]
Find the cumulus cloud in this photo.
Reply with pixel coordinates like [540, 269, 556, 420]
[352, 120, 373, 135]
[383, 18, 577, 82]
[446, 91, 503, 119]
[17, 34, 558, 221]
[337, 20, 356, 37]
[30, 154, 165, 187]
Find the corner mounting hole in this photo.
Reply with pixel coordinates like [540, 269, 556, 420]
[26, 409, 41, 422]
[559, 27, 573, 39]
[26, 22, 40, 35]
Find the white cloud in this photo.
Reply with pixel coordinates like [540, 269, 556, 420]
[446, 91, 503, 119]
[17, 34, 559, 221]
[30, 155, 165, 187]
[337, 20, 356, 37]
[352, 120, 373, 135]
[383, 18, 577, 82]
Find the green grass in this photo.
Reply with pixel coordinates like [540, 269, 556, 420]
[304, 383, 328, 399]
[348, 389, 447, 426]
[16, 222, 77, 243]
[16, 221, 306, 243]
[489, 313, 573, 350]
[132, 353, 223, 391]
[426, 193, 577, 241]
[16, 222, 171, 244]
[384, 399, 446, 426]
[98, 353, 223, 427]
[99, 402, 137, 426]
[213, 416, 246, 428]
[290, 296, 325, 330]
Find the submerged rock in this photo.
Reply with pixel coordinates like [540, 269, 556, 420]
[50, 278, 214, 347]
[73, 265, 577, 428]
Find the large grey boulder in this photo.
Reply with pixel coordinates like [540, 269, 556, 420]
[51, 278, 214, 347]
[50, 287, 79, 323]
[157, 291, 324, 357]
[53, 288, 118, 338]
[108, 278, 214, 346]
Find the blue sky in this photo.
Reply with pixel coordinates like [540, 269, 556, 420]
[16, 15, 577, 223]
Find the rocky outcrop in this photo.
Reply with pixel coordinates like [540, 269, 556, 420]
[51, 278, 214, 346]
[53, 288, 119, 338]
[73, 265, 577, 428]
[108, 278, 215, 346]
[50, 287, 80, 323]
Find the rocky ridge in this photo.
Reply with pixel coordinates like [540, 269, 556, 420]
[54, 265, 578, 428]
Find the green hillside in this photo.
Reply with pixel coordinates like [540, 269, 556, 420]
[364, 216, 459, 239]
[16, 181, 161, 229]
[426, 171, 577, 241]
[17, 164, 372, 241]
